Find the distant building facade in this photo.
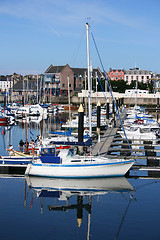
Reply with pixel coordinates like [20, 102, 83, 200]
[0, 75, 13, 92]
[108, 69, 125, 81]
[150, 73, 160, 93]
[43, 64, 99, 97]
[124, 68, 152, 85]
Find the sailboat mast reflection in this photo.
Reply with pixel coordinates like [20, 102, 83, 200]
[25, 176, 134, 239]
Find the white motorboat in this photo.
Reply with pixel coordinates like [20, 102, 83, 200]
[118, 127, 157, 140]
[15, 104, 47, 118]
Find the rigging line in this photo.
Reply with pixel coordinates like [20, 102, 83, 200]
[114, 194, 134, 240]
[115, 178, 159, 239]
[97, 75, 112, 116]
[89, 25, 134, 156]
[97, 68, 112, 116]
[134, 179, 160, 192]
[69, 27, 85, 67]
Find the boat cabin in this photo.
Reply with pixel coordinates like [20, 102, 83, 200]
[40, 147, 61, 164]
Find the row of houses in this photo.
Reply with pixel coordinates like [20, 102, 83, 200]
[108, 68, 152, 84]
[0, 65, 160, 100]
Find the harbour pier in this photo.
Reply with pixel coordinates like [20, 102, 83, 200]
[92, 107, 160, 178]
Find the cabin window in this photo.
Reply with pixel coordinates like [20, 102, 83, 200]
[42, 149, 48, 154]
[50, 148, 55, 154]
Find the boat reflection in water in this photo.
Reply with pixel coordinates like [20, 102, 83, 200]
[25, 176, 134, 236]
[26, 176, 134, 195]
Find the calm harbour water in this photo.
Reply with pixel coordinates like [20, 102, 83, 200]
[0, 116, 160, 240]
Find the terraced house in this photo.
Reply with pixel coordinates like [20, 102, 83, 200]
[108, 69, 125, 81]
[124, 67, 152, 84]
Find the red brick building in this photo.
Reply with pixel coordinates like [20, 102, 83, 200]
[44, 64, 101, 97]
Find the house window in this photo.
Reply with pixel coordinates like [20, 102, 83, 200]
[69, 84, 71, 87]
[79, 84, 82, 88]
[62, 84, 65, 87]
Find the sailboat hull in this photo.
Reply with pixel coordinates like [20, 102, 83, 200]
[25, 159, 134, 178]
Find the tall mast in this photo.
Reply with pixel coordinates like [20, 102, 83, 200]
[67, 75, 71, 128]
[37, 74, 39, 104]
[135, 78, 138, 108]
[86, 23, 92, 138]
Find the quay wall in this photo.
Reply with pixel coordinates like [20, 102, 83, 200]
[1, 91, 160, 106]
[75, 91, 160, 106]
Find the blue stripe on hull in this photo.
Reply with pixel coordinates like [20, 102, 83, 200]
[27, 174, 125, 179]
[0, 160, 30, 165]
[31, 160, 134, 168]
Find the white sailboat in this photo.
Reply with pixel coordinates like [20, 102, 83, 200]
[25, 23, 134, 178]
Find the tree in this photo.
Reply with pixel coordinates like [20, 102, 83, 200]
[110, 80, 127, 93]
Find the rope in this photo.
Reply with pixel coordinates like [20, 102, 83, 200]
[89, 25, 134, 156]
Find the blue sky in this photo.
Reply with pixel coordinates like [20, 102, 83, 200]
[0, 0, 160, 75]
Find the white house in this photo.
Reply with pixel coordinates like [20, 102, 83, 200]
[124, 68, 152, 85]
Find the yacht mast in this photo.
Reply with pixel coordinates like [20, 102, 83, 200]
[86, 23, 92, 138]
[37, 74, 39, 104]
[67, 75, 71, 128]
[135, 78, 138, 108]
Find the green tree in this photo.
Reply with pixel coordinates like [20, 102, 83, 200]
[110, 80, 127, 93]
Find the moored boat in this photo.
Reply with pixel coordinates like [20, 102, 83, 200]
[25, 146, 134, 178]
[0, 117, 8, 126]
[25, 23, 134, 179]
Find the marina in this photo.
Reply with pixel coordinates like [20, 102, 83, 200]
[1, 0, 160, 238]
[0, 103, 160, 239]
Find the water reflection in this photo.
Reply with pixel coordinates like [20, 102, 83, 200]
[25, 177, 134, 239]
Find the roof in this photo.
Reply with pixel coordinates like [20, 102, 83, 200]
[45, 64, 65, 73]
[109, 69, 124, 73]
[44, 64, 102, 78]
[13, 79, 41, 91]
[0, 76, 7, 81]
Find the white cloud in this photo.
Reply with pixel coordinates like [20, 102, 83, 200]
[0, 0, 149, 31]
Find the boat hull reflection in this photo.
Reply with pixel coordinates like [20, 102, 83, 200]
[26, 176, 134, 195]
